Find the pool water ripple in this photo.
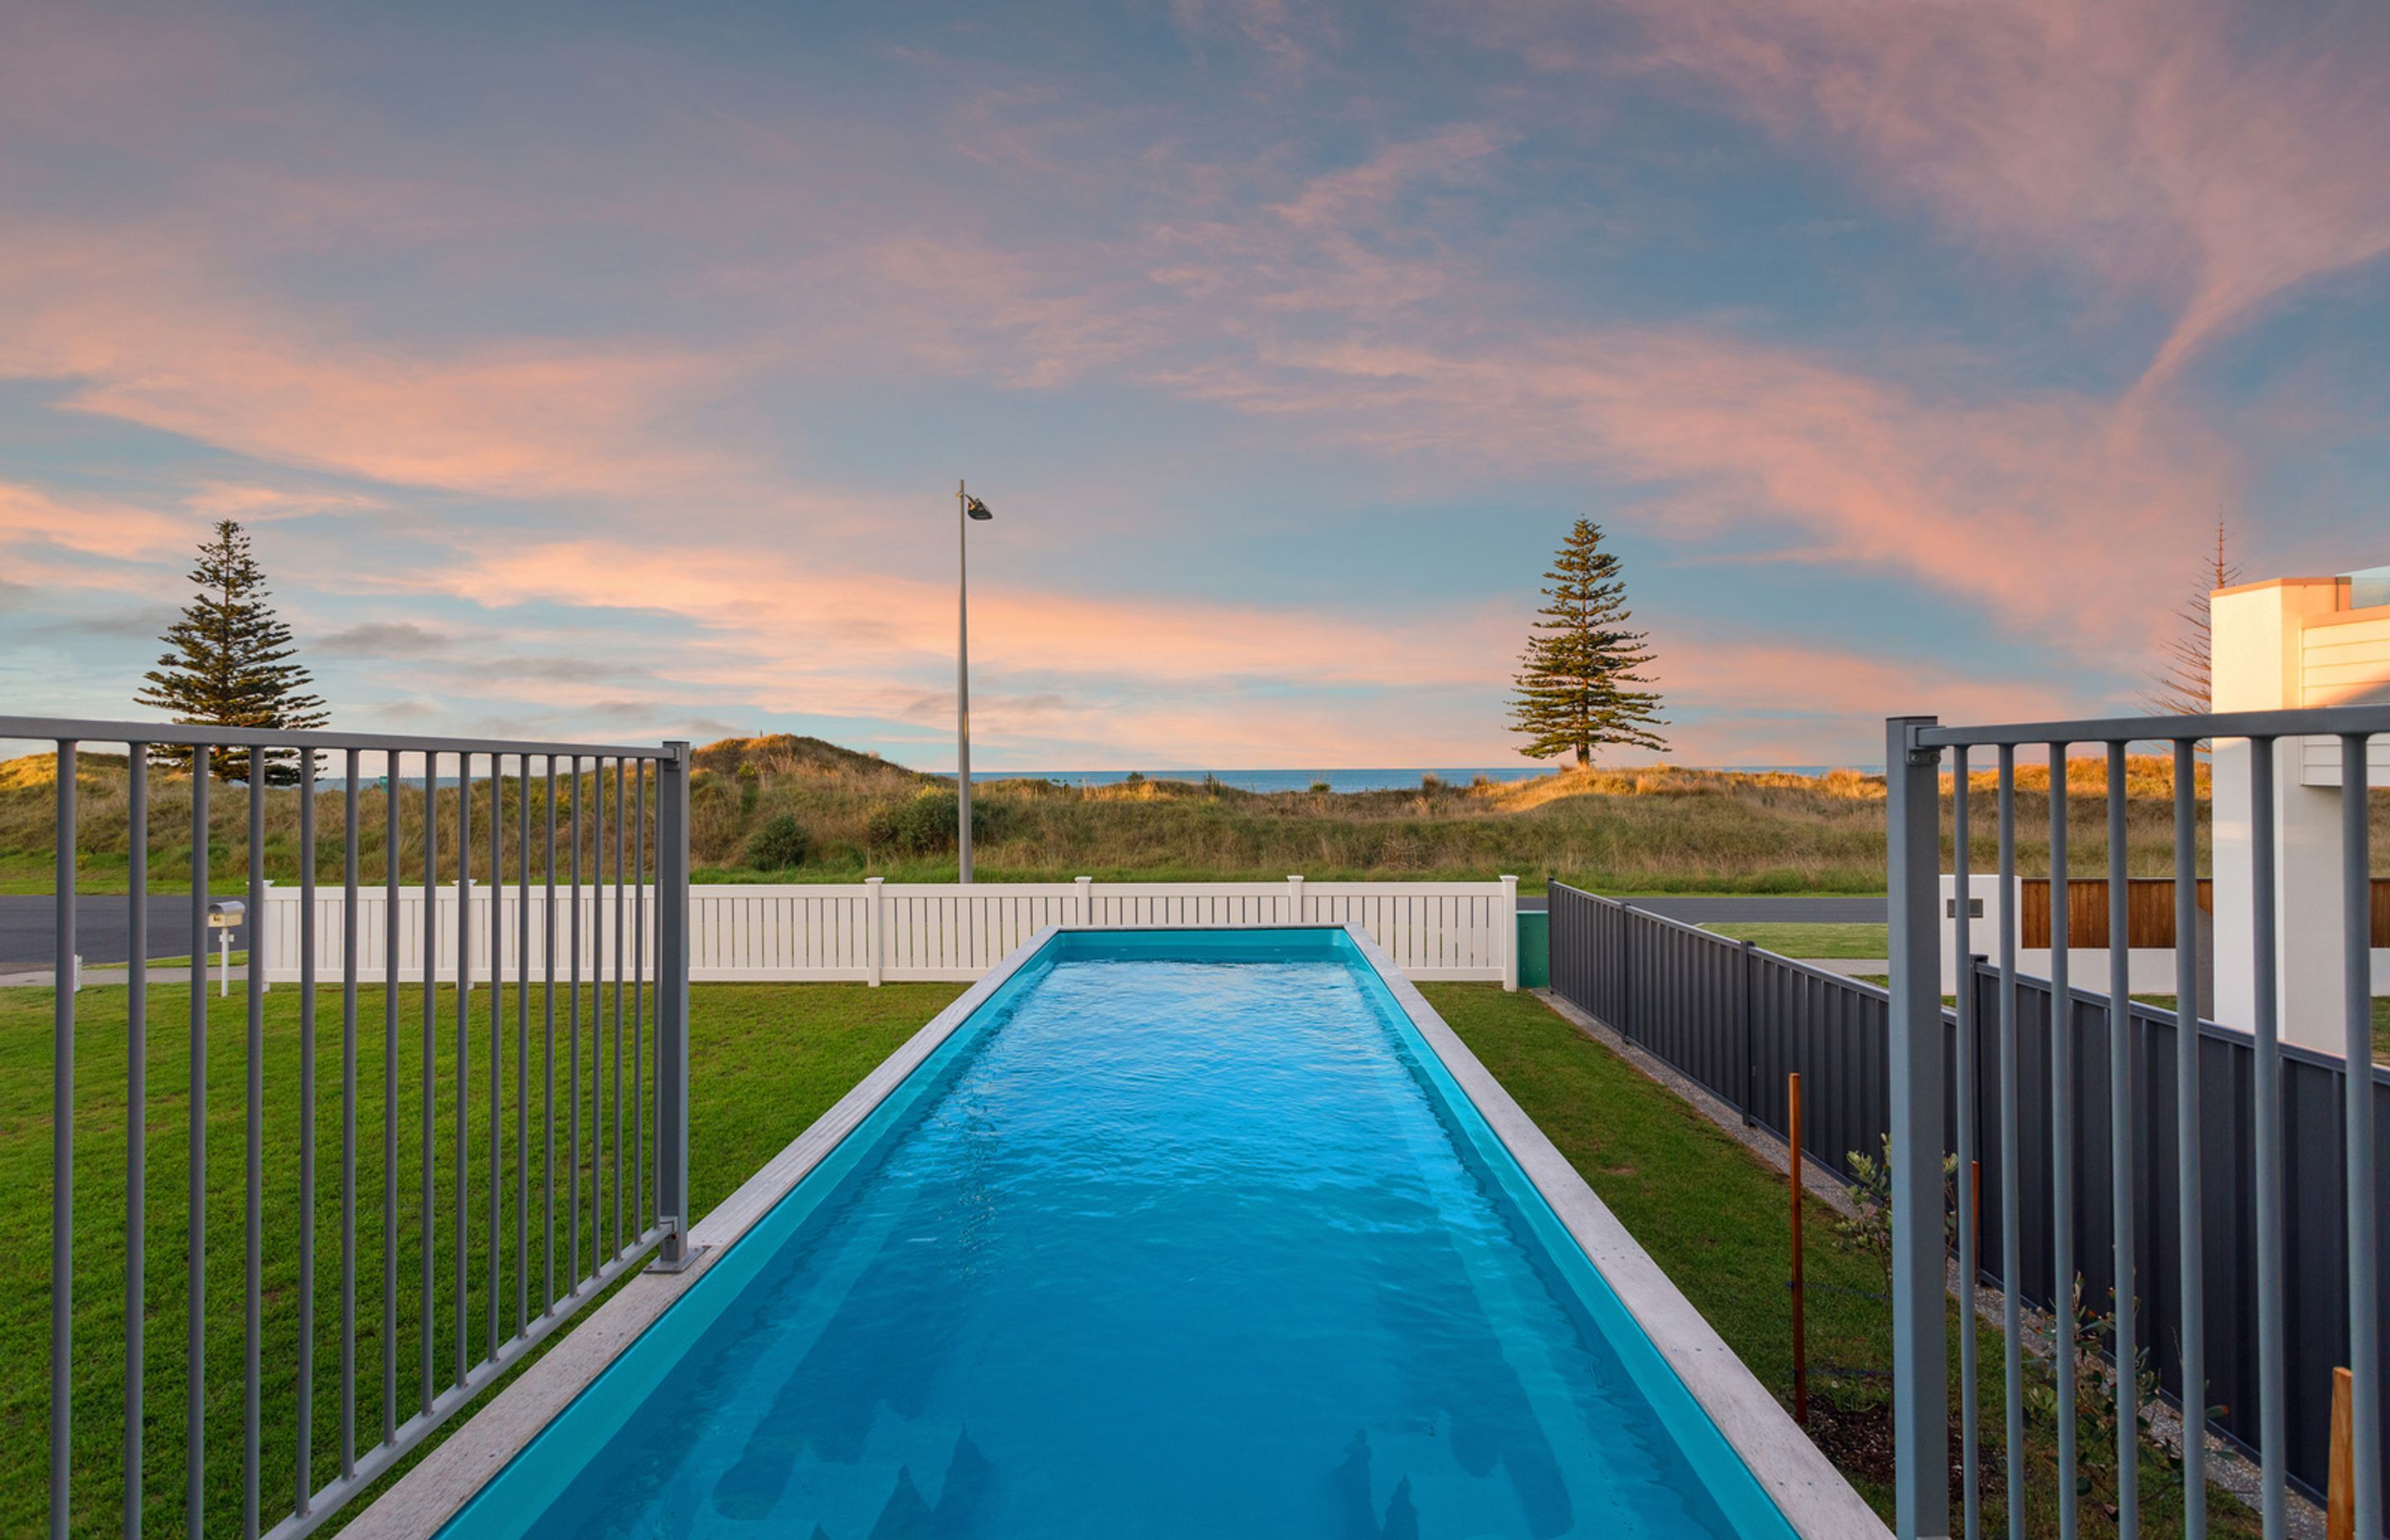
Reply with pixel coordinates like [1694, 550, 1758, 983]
[459, 948, 1794, 1539]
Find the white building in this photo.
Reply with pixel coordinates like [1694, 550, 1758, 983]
[2211, 567, 2390, 1053]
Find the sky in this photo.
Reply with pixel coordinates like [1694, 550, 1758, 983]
[2, 0, 2387, 771]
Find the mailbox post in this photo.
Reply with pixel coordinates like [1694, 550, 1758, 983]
[207, 899, 243, 997]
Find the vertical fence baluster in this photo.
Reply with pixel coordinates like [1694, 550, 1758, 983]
[188, 748, 209, 1536]
[2339, 733, 2381, 1540]
[634, 758, 646, 1233]
[2246, 737, 2282, 1539]
[614, 757, 626, 1258]
[1997, 743, 2024, 1540]
[295, 752, 318, 1517]
[568, 758, 581, 1288]
[455, 752, 471, 1386]
[544, 758, 557, 1311]
[592, 757, 605, 1268]
[51, 739, 76, 1540]
[244, 763, 264, 1538]
[489, 753, 501, 1362]
[518, 755, 530, 1335]
[420, 753, 437, 1415]
[1953, 747, 1981, 1540]
[1887, 719, 1949, 1539]
[383, 752, 399, 1445]
[124, 745, 146, 1539]
[2047, 741, 2076, 1540]
[341, 748, 359, 1482]
[2106, 741, 2140, 1540]
[656, 742, 691, 1270]
[2173, 738, 2206, 1534]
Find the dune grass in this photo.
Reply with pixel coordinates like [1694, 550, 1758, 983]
[8, 743, 2350, 899]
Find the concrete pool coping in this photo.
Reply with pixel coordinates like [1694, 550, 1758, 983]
[1344, 926, 1887, 1540]
[350, 923, 1884, 1539]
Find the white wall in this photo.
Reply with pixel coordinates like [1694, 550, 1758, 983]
[2210, 578, 2388, 1054]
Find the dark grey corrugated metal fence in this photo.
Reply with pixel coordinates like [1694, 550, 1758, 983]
[21, 714, 695, 1540]
[1548, 872, 2389, 1531]
[1546, 884, 1910, 1189]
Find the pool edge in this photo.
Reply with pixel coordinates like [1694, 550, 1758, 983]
[338, 925, 1066, 1540]
[1340, 925, 1890, 1540]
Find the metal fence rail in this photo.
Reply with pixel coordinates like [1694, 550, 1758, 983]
[15, 714, 694, 1540]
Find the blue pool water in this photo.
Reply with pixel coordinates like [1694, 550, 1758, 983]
[446, 931, 1798, 1538]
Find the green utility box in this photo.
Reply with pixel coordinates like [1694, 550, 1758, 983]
[1515, 909, 1549, 989]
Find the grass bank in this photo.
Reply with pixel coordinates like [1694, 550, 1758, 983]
[11, 738, 2360, 898]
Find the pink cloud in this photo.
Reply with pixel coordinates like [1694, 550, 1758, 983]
[1154, 324, 2233, 641]
[1488, 0, 2390, 381]
[0, 222, 743, 500]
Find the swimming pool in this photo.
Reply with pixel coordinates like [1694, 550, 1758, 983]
[417, 929, 1851, 1538]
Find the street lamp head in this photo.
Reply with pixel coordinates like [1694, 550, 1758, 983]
[965, 495, 993, 521]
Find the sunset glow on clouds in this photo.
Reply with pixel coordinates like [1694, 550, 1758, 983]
[2, 0, 2385, 768]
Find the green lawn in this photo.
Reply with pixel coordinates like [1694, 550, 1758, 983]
[12, 979, 2261, 1536]
[1699, 921, 1890, 958]
[1423, 984, 2259, 1537]
[4, 977, 968, 1538]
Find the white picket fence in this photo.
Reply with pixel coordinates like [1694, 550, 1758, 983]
[254, 875, 1522, 988]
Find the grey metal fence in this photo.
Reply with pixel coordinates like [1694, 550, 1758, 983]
[1547, 876, 2390, 1528]
[18, 714, 694, 1540]
[1888, 709, 2384, 1540]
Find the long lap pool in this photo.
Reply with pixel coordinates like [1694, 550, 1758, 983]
[441, 929, 1803, 1538]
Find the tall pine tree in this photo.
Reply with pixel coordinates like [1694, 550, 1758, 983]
[1509, 519, 1666, 766]
[2141, 516, 2240, 719]
[135, 520, 329, 784]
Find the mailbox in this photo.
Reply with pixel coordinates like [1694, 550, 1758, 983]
[204, 899, 245, 997]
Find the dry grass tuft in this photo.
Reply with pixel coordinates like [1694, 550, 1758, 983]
[2, 743, 2374, 895]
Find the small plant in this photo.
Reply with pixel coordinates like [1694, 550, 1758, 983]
[736, 762, 762, 815]
[1421, 772, 1442, 791]
[744, 813, 809, 870]
[1836, 1133, 1959, 1264]
[2027, 1279, 2220, 1503]
[1310, 781, 1332, 794]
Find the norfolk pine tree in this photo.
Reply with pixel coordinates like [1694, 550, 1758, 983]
[134, 519, 329, 784]
[1510, 518, 1667, 766]
[2141, 516, 2241, 719]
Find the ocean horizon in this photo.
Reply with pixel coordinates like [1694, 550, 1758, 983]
[960, 765, 1873, 793]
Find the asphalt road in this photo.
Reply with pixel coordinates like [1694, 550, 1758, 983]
[1517, 894, 1885, 924]
[0, 893, 251, 967]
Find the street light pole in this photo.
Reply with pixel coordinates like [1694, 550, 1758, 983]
[956, 480, 993, 881]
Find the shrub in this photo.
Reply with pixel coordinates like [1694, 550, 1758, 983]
[866, 788, 993, 855]
[744, 813, 810, 870]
